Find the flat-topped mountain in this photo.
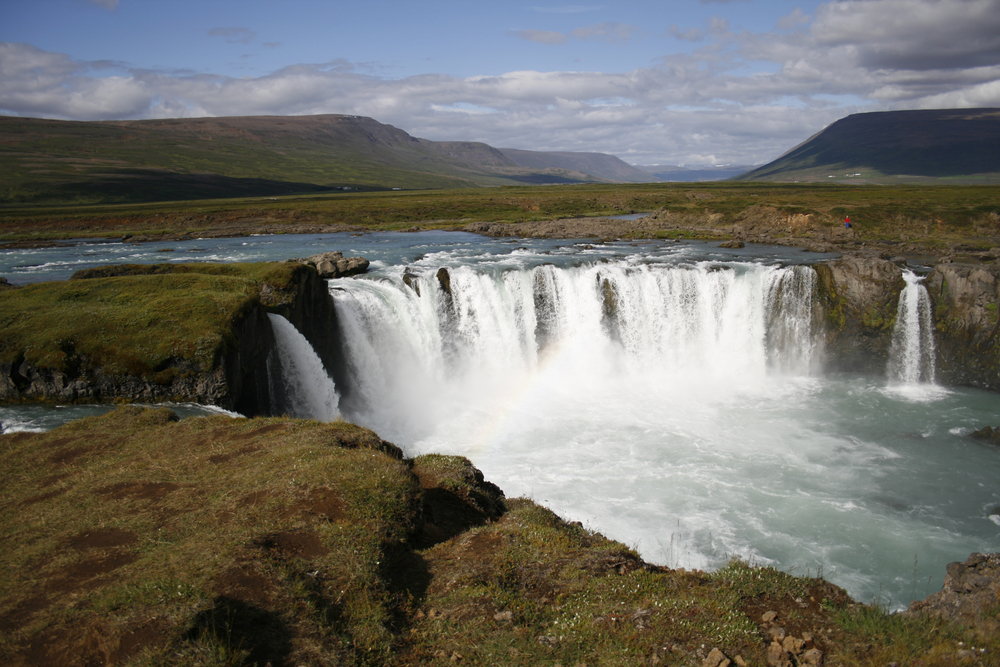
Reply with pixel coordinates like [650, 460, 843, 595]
[0, 114, 653, 204]
[737, 108, 1000, 183]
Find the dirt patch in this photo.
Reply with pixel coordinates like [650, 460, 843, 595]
[208, 444, 262, 464]
[236, 423, 290, 441]
[20, 488, 68, 506]
[97, 481, 180, 501]
[67, 527, 138, 550]
[62, 551, 139, 582]
[239, 489, 273, 508]
[282, 486, 346, 523]
[2, 551, 140, 635]
[2, 614, 171, 667]
[38, 472, 71, 487]
[741, 580, 854, 656]
[48, 445, 99, 465]
[255, 531, 330, 560]
[214, 563, 278, 604]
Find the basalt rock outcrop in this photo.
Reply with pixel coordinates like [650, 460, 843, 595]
[813, 255, 905, 374]
[907, 553, 1000, 638]
[925, 263, 1000, 389]
[812, 256, 1000, 390]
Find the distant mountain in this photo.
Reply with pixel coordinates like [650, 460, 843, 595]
[632, 164, 753, 182]
[499, 149, 654, 183]
[0, 114, 656, 205]
[737, 108, 1000, 183]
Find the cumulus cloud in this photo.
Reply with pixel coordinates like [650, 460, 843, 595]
[776, 8, 811, 30]
[812, 0, 1000, 70]
[3, 0, 1000, 166]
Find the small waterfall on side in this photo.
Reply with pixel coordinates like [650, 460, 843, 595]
[267, 313, 340, 420]
[888, 270, 937, 385]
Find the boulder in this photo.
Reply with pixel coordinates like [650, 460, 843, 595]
[294, 251, 370, 279]
[969, 425, 1000, 446]
[907, 553, 1000, 636]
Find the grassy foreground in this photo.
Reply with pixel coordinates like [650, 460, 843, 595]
[2, 407, 998, 666]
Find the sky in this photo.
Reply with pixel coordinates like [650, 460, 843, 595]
[1, 0, 999, 167]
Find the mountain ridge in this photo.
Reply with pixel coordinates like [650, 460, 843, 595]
[0, 114, 654, 204]
[737, 108, 1000, 183]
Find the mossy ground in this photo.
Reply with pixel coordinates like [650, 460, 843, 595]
[2, 408, 998, 666]
[0, 262, 300, 378]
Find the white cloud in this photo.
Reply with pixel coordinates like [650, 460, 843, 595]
[812, 0, 1000, 70]
[776, 8, 811, 31]
[3, 0, 1000, 166]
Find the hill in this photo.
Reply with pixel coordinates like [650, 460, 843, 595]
[0, 114, 653, 205]
[737, 108, 1000, 184]
[499, 148, 653, 183]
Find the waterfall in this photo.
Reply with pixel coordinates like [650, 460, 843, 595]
[888, 270, 936, 385]
[267, 313, 340, 420]
[329, 261, 819, 442]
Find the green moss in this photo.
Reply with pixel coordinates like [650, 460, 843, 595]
[0, 262, 300, 378]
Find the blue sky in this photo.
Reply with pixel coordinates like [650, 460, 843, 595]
[2, 0, 999, 166]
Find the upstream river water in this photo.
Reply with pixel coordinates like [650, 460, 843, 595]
[2, 230, 998, 609]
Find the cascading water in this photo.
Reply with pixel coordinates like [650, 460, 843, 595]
[332, 261, 818, 441]
[267, 313, 340, 421]
[888, 270, 937, 385]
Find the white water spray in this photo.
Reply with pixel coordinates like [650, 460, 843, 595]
[267, 313, 340, 421]
[331, 262, 819, 442]
[888, 270, 936, 385]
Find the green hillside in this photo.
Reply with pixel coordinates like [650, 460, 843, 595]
[737, 108, 1000, 184]
[0, 115, 651, 205]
